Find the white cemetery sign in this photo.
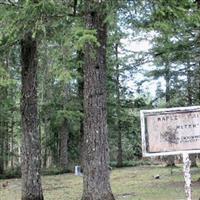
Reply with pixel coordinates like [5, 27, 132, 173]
[140, 106, 200, 200]
[141, 106, 200, 156]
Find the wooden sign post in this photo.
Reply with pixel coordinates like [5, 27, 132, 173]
[182, 153, 191, 200]
[141, 106, 200, 200]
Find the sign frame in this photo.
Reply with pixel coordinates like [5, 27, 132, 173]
[141, 106, 200, 157]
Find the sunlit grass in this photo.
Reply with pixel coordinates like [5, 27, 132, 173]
[1, 165, 200, 200]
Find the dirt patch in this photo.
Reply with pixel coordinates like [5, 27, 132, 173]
[44, 185, 69, 191]
[162, 181, 184, 188]
[116, 192, 136, 199]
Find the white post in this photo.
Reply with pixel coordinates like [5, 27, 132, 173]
[182, 153, 192, 200]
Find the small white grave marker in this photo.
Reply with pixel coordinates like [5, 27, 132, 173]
[141, 106, 200, 200]
[75, 165, 82, 176]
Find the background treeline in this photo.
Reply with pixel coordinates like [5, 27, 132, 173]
[1, 0, 200, 179]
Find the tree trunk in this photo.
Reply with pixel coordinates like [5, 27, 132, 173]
[186, 62, 193, 105]
[189, 154, 197, 167]
[115, 43, 123, 168]
[164, 64, 175, 167]
[81, 1, 115, 200]
[4, 120, 9, 169]
[77, 50, 84, 166]
[11, 118, 14, 170]
[0, 119, 4, 174]
[165, 155, 175, 167]
[43, 117, 48, 169]
[197, 0, 200, 8]
[165, 65, 171, 104]
[116, 122, 123, 168]
[186, 62, 197, 167]
[4, 56, 10, 170]
[59, 118, 69, 172]
[21, 32, 44, 200]
[0, 88, 6, 174]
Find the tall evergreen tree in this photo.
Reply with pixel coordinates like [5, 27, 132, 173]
[81, 1, 115, 199]
[21, 31, 44, 200]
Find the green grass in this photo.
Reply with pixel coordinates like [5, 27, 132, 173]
[1, 165, 200, 200]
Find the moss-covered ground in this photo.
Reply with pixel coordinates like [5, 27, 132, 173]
[1, 165, 200, 200]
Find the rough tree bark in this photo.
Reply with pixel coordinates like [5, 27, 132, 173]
[59, 118, 69, 172]
[21, 32, 44, 200]
[81, 1, 115, 200]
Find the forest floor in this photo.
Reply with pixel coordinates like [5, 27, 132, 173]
[1, 165, 200, 200]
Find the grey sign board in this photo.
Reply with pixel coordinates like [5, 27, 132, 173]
[141, 106, 200, 156]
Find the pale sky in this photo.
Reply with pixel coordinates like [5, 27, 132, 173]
[120, 33, 162, 99]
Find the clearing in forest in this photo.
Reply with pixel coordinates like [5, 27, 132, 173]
[1, 165, 200, 200]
